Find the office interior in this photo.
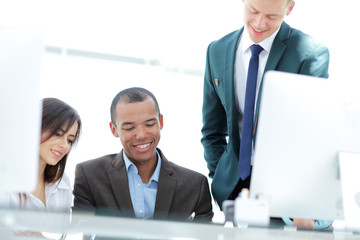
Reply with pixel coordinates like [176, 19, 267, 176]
[1, 0, 360, 239]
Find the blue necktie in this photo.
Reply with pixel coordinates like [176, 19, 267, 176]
[238, 44, 263, 180]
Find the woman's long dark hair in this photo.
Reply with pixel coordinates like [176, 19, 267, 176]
[41, 98, 81, 184]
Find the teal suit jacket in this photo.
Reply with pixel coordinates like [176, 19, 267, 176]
[201, 22, 329, 207]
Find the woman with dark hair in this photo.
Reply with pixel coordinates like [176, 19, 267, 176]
[0, 97, 81, 212]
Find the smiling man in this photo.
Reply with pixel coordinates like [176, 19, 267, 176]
[73, 87, 213, 222]
[201, 0, 330, 229]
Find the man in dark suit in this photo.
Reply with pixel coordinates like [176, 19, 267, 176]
[74, 87, 213, 222]
[201, 0, 330, 229]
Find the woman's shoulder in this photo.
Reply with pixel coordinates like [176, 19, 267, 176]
[0, 191, 20, 208]
[0, 190, 11, 202]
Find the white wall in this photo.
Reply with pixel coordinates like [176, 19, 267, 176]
[1, 0, 359, 222]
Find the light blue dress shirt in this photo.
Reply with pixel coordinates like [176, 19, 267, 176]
[123, 151, 161, 219]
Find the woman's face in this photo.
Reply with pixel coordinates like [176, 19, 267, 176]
[39, 122, 78, 166]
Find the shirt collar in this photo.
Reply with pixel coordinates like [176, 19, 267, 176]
[57, 177, 70, 190]
[44, 174, 71, 196]
[240, 26, 280, 54]
[123, 151, 162, 183]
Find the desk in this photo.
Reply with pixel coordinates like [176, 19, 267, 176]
[0, 209, 358, 240]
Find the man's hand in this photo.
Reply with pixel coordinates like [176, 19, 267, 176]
[292, 218, 315, 230]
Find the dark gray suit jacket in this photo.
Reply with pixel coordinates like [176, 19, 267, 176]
[73, 148, 213, 222]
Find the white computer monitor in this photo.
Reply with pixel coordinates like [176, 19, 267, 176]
[0, 25, 43, 192]
[250, 71, 360, 221]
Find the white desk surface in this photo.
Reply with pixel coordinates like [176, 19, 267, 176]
[0, 209, 359, 240]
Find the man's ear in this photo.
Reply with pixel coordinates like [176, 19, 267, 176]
[109, 122, 119, 137]
[159, 114, 164, 130]
[286, 1, 295, 16]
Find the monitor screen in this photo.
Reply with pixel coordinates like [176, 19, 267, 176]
[0, 25, 43, 192]
[250, 71, 360, 221]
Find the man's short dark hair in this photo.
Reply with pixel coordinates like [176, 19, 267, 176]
[110, 87, 160, 126]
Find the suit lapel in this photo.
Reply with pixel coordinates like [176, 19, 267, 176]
[153, 150, 176, 218]
[224, 28, 242, 108]
[107, 151, 135, 217]
[264, 22, 291, 73]
[225, 28, 243, 152]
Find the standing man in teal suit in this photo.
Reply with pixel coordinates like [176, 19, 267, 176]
[201, 0, 330, 229]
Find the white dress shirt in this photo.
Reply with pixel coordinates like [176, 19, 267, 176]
[0, 173, 72, 213]
[234, 26, 280, 164]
